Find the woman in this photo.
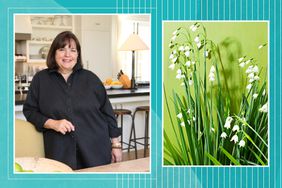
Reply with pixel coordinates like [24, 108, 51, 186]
[23, 31, 122, 170]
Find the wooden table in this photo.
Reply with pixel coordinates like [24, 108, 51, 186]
[75, 157, 150, 172]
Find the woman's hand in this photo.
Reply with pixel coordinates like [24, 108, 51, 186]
[111, 137, 122, 162]
[111, 148, 122, 163]
[44, 119, 75, 135]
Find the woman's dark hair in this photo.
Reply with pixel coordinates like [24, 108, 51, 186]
[46, 31, 82, 69]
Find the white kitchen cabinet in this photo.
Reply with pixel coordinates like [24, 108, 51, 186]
[80, 15, 113, 81]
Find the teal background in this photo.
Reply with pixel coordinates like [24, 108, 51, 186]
[0, 0, 281, 187]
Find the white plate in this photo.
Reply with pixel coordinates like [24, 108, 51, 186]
[111, 85, 123, 89]
[104, 85, 111, 90]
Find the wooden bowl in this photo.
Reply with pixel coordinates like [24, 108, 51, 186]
[15, 157, 73, 172]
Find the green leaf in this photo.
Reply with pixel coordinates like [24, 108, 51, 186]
[205, 152, 222, 165]
[220, 146, 241, 165]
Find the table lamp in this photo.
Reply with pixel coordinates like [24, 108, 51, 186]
[119, 33, 149, 89]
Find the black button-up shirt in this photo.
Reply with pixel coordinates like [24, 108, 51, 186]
[23, 64, 121, 169]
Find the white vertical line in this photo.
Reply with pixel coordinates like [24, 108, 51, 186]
[218, 0, 220, 19]
[252, 168, 254, 188]
[280, 1, 282, 187]
[274, 0, 276, 187]
[252, 0, 254, 19]
[268, 1, 270, 187]
[241, 0, 242, 20]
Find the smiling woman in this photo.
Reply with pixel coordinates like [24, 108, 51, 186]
[23, 31, 122, 170]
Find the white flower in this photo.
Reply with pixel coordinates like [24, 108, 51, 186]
[194, 36, 200, 43]
[209, 75, 215, 82]
[210, 65, 216, 73]
[180, 82, 185, 86]
[262, 89, 266, 96]
[180, 122, 185, 127]
[171, 57, 177, 63]
[176, 74, 182, 79]
[185, 61, 191, 67]
[189, 79, 193, 86]
[178, 46, 185, 52]
[187, 120, 191, 125]
[190, 24, 197, 32]
[204, 51, 209, 57]
[185, 46, 190, 51]
[246, 84, 252, 90]
[248, 73, 254, 79]
[239, 62, 245, 68]
[253, 93, 258, 99]
[177, 113, 183, 119]
[232, 125, 239, 132]
[173, 50, 177, 54]
[192, 61, 195, 65]
[238, 57, 244, 62]
[258, 44, 264, 49]
[197, 42, 201, 48]
[169, 63, 175, 70]
[245, 59, 251, 64]
[230, 135, 239, 143]
[177, 69, 182, 74]
[253, 66, 259, 73]
[254, 75, 260, 81]
[169, 53, 174, 59]
[211, 127, 215, 132]
[259, 102, 268, 113]
[171, 35, 177, 41]
[172, 30, 178, 35]
[192, 116, 196, 121]
[246, 65, 254, 74]
[209, 65, 216, 82]
[224, 116, 233, 129]
[187, 109, 191, 114]
[220, 132, 227, 139]
[185, 50, 190, 57]
[239, 140, 246, 147]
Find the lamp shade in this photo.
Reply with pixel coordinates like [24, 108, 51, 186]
[119, 34, 149, 51]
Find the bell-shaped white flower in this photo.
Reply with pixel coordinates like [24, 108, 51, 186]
[177, 113, 183, 119]
[190, 24, 197, 32]
[185, 50, 190, 57]
[239, 140, 246, 147]
[220, 132, 227, 139]
[180, 122, 185, 127]
[238, 57, 244, 62]
[246, 84, 252, 90]
[185, 61, 191, 67]
[224, 116, 233, 129]
[262, 89, 266, 96]
[239, 62, 245, 68]
[232, 125, 239, 132]
[194, 36, 200, 43]
[253, 93, 258, 99]
[171, 35, 177, 41]
[168, 63, 175, 70]
[204, 51, 209, 57]
[189, 79, 193, 86]
[197, 42, 201, 49]
[230, 135, 239, 143]
[259, 102, 268, 113]
[172, 30, 178, 35]
[178, 46, 185, 52]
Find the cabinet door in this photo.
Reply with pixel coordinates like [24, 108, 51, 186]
[81, 30, 112, 81]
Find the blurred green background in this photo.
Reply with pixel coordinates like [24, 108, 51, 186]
[163, 22, 268, 157]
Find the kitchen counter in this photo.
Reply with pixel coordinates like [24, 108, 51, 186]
[75, 157, 150, 172]
[15, 87, 150, 105]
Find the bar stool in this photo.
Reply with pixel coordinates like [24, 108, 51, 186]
[128, 106, 150, 158]
[113, 109, 136, 155]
